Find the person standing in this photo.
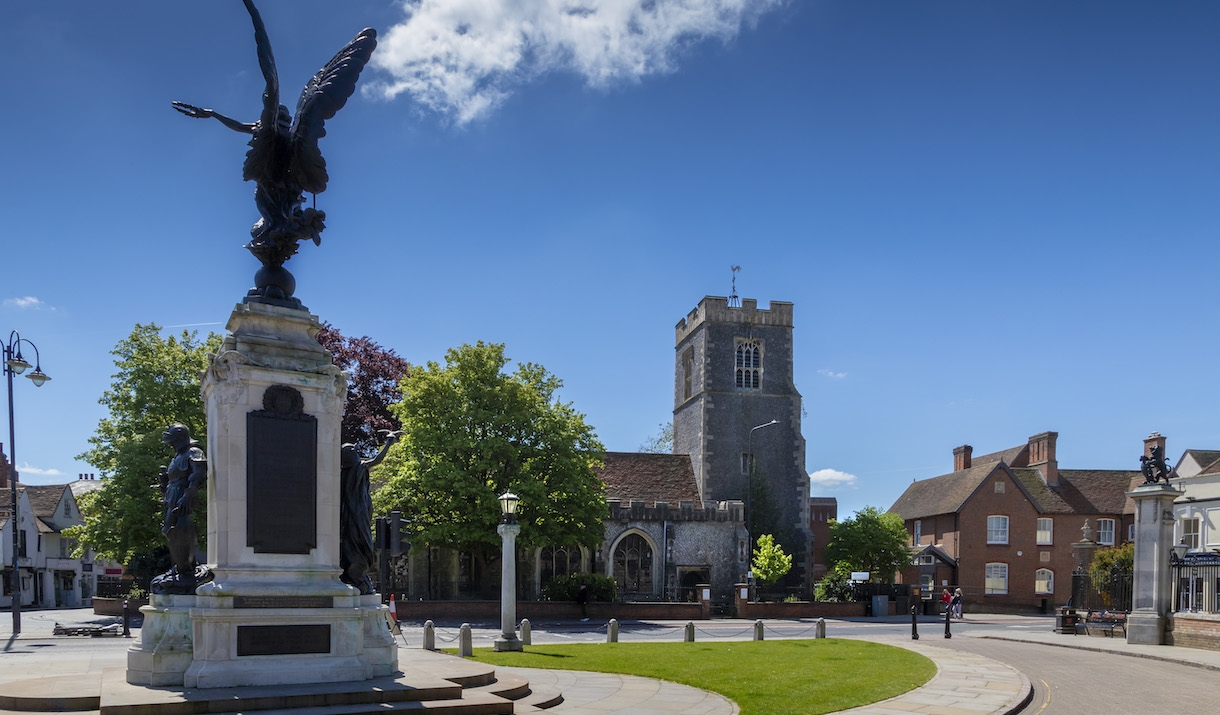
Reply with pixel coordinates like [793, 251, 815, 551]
[941, 588, 951, 614]
[951, 588, 963, 619]
[577, 583, 590, 621]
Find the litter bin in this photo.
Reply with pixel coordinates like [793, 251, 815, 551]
[1054, 607, 1078, 634]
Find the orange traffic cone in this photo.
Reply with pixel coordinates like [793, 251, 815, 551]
[388, 593, 397, 622]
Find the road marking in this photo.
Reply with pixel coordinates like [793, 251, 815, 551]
[1033, 678, 1052, 713]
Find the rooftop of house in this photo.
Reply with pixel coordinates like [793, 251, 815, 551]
[890, 436, 1139, 520]
[21, 484, 69, 519]
[596, 452, 701, 507]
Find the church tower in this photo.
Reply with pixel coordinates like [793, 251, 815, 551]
[672, 296, 811, 576]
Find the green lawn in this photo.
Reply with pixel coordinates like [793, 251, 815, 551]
[461, 639, 935, 714]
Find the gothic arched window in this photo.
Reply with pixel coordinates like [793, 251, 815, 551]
[540, 545, 583, 582]
[735, 340, 761, 390]
[612, 533, 654, 595]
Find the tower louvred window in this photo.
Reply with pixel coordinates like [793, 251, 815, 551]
[735, 340, 761, 390]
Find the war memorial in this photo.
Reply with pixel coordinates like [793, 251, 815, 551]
[0, 1, 543, 712]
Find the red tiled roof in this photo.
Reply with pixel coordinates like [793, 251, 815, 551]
[596, 452, 701, 506]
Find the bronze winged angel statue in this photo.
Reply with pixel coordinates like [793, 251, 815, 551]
[173, 0, 376, 306]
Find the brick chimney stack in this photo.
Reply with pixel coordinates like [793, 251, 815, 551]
[0, 442, 8, 489]
[1143, 432, 1166, 459]
[1028, 431, 1059, 485]
[953, 445, 973, 471]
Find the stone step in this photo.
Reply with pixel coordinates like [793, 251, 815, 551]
[463, 674, 561, 712]
[514, 686, 562, 711]
[208, 691, 513, 715]
[96, 668, 470, 715]
[0, 674, 103, 712]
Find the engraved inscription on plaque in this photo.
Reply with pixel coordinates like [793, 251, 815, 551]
[237, 625, 331, 656]
[247, 385, 317, 554]
[233, 595, 332, 609]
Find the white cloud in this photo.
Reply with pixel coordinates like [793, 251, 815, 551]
[818, 368, 846, 379]
[809, 468, 857, 492]
[17, 463, 62, 477]
[3, 296, 51, 310]
[369, 0, 790, 123]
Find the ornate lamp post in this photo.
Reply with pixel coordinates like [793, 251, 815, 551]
[494, 491, 522, 652]
[3, 331, 51, 635]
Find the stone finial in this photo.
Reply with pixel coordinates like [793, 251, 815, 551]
[1080, 519, 1093, 542]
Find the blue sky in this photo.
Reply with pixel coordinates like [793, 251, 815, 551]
[2, 1, 1218, 519]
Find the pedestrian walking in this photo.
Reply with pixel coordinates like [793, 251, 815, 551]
[941, 588, 951, 614]
[951, 588, 963, 619]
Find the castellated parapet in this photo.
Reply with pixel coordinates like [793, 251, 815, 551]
[675, 297, 794, 345]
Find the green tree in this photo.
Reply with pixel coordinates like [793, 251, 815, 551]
[65, 324, 221, 565]
[375, 342, 607, 559]
[1088, 542, 1134, 582]
[639, 422, 673, 453]
[814, 562, 855, 602]
[824, 507, 911, 583]
[751, 534, 792, 587]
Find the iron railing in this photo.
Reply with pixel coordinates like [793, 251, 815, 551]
[1172, 554, 1220, 614]
[1070, 571, 1132, 613]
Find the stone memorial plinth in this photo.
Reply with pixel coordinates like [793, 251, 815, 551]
[1126, 481, 1183, 645]
[127, 302, 396, 688]
[127, 594, 196, 686]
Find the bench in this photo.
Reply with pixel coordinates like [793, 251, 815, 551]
[1077, 610, 1127, 637]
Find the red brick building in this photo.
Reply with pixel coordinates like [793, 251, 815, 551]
[808, 497, 837, 582]
[889, 432, 1139, 612]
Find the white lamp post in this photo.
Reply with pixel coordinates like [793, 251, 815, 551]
[4, 330, 51, 635]
[494, 491, 522, 652]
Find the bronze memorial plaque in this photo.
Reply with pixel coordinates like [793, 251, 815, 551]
[237, 625, 331, 656]
[233, 595, 332, 609]
[247, 385, 317, 554]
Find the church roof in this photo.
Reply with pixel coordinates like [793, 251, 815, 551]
[596, 452, 701, 507]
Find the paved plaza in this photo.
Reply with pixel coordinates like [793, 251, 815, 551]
[1, 608, 1219, 713]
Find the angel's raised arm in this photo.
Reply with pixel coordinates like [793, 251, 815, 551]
[171, 102, 256, 134]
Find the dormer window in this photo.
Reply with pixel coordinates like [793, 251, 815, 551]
[735, 340, 761, 390]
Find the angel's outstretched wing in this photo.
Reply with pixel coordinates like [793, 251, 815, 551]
[288, 28, 378, 195]
[241, 0, 282, 184]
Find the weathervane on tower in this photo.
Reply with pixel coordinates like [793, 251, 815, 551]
[729, 265, 741, 307]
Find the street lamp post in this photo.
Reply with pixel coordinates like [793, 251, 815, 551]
[494, 491, 522, 652]
[3, 331, 51, 635]
[745, 419, 779, 548]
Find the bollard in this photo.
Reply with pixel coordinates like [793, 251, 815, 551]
[753, 619, 764, 641]
[520, 618, 532, 646]
[684, 622, 695, 642]
[911, 605, 919, 640]
[607, 618, 619, 643]
[423, 620, 436, 651]
[122, 599, 131, 638]
[815, 617, 826, 639]
[459, 623, 473, 657]
[944, 604, 952, 639]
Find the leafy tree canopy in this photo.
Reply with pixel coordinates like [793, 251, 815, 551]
[66, 324, 221, 565]
[374, 342, 607, 553]
[316, 323, 410, 456]
[823, 506, 911, 583]
[639, 422, 673, 453]
[752, 533, 792, 587]
[1088, 542, 1134, 582]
